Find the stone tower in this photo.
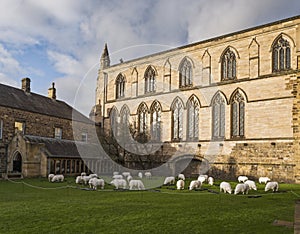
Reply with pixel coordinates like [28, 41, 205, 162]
[100, 43, 110, 70]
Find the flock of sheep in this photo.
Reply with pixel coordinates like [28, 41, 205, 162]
[47, 172, 279, 194]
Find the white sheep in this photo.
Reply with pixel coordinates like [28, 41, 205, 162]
[265, 181, 279, 192]
[89, 174, 98, 178]
[51, 174, 64, 182]
[234, 183, 250, 195]
[81, 172, 87, 177]
[129, 180, 145, 190]
[244, 180, 257, 191]
[238, 175, 248, 183]
[110, 179, 127, 189]
[122, 172, 131, 177]
[113, 171, 119, 176]
[138, 172, 143, 179]
[89, 178, 105, 190]
[163, 176, 175, 185]
[48, 174, 54, 182]
[178, 174, 185, 180]
[208, 177, 214, 185]
[197, 175, 207, 183]
[189, 180, 202, 190]
[176, 179, 185, 190]
[259, 177, 271, 184]
[220, 182, 232, 194]
[127, 175, 133, 182]
[112, 174, 123, 180]
[75, 175, 84, 184]
[145, 172, 152, 179]
[82, 175, 92, 185]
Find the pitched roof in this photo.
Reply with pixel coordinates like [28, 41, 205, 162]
[24, 135, 103, 159]
[0, 83, 93, 124]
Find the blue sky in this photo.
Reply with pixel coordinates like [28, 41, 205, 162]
[0, 0, 300, 115]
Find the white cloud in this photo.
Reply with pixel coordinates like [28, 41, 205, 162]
[0, 0, 299, 115]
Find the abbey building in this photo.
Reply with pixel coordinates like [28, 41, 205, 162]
[94, 16, 300, 182]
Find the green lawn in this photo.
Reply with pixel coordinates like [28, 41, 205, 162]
[0, 177, 299, 234]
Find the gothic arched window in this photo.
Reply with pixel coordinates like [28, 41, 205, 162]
[221, 48, 236, 80]
[138, 103, 148, 134]
[145, 66, 156, 93]
[116, 74, 125, 99]
[172, 98, 184, 141]
[179, 58, 193, 88]
[212, 93, 225, 139]
[187, 96, 200, 141]
[150, 101, 162, 142]
[231, 91, 245, 138]
[110, 107, 119, 138]
[272, 36, 291, 72]
[120, 105, 130, 136]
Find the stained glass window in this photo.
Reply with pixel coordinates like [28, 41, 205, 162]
[116, 74, 125, 99]
[179, 58, 193, 87]
[221, 49, 236, 80]
[272, 36, 291, 72]
[138, 103, 148, 133]
[150, 101, 162, 141]
[187, 96, 199, 140]
[212, 94, 225, 139]
[172, 99, 183, 140]
[231, 92, 245, 138]
[145, 66, 156, 93]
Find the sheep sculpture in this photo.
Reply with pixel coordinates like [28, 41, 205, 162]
[259, 177, 271, 184]
[189, 180, 202, 190]
[220, 182, 232, 194]
[208, 177, 214, 185]
[197, 175, 208, 183]
[244, 180, 257, 191]
[110, 179, 127, 189]
[51, 174, 64, 182]
[234, 183, 250, 195]
[163, 176, 175, 185]
[265, 181, 279, 192]
[237, 176, 248, 183]
[138, 172, 143, 179]
[89, 178, 105, 190]
[176, 179, 185, 190]
[145, 172, 152, 179]
[129, 180, 145, 190]
[178, 174, 185, 180]
[48, 174, 54, 182]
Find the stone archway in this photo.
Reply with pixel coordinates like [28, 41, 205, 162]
[13, 152, 22, 173]
[173, 155, 209, 178]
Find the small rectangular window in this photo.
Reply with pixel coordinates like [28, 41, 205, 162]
[81, 133, 87, 142]
[54, 127, 62, 139]
[15, 121, 25, 134]
[0, 119, 3, 139]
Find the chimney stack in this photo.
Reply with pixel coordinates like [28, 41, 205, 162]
[21, 77, 31, 93]
[48, 82, 56, 99]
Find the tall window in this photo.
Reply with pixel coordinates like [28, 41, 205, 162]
[221, 48, 236, 80]
[120, 105, 130, 136]
[15, 121, 25, 134]
[110, 108, 119, 138]
[187, 96, 199, 141]
[212, 93, 225, 139]
[179, 58, 193, 87]
[150, 101, 162, 142]
[145, 66, 156, 93]
[0, 119, 3, 139]
[231, 91, 245, 138]
[81, 133, 88, 142]
[172, 99, 183, 141]
[138, 103, 148, 134]
[54, 127, 62, 139]
[272, 36, 291, 72]
[116, 74, 125, 99]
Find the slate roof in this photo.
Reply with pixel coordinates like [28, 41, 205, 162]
[24, 135, 104, 159]
[0, 83, 93, 124]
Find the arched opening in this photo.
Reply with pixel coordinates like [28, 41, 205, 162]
[13, 152, 22, 173]
[174, 156, 209, 178]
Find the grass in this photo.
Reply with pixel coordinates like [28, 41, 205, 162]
[0, 177, 299, 234]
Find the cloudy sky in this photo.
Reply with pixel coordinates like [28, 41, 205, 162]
[0, 0, 299, 115]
